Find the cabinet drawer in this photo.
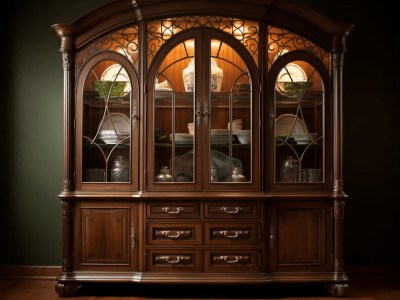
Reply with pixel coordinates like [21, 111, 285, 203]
[205, 201, 259, 218]
[147, 223, 202, 245]
[147, 201, 200, 218]
[146, 249, 202, 272]
[204, 249, 260, 272]
[205, 223, 259, 245]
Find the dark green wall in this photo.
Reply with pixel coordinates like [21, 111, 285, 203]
[1, 0, 398, 266]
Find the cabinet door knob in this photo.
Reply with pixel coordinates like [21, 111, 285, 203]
[269, 234, 275, 249]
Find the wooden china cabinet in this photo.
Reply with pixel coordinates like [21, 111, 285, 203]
[52, 0, 353, 297]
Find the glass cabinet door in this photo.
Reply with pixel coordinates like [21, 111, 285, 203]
[149, 37, 200, 190]
[205, 39, 253, 187]
[272, 53, 331, 187]
[147, 29, 259, 191]
[76, 52, 139, 190]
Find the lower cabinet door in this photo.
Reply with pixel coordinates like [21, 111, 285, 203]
[269, 201, 332, 271]
[74, 202, 137, 271]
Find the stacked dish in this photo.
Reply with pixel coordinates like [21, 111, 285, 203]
[98, 113, 130, 144]
[211, 129, 231, 144]
[169, 133, 193, 144]
[293, 132, 317, 144]
[275, 114, 308, 138]
[227, 119, 243, 130]
[232, 130, 251, 144]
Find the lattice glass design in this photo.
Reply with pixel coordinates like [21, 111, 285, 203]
[148, 16, 259, 65]
[76, 25, 139, 73]
[274, 60, 325, 183]
[268, 26, 330, 71]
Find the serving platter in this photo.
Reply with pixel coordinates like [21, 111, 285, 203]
[276, 63, 307, 95]
[100, 113, 130, 132]
[275, 114, 308, 137]
[101, 64, 131, 94]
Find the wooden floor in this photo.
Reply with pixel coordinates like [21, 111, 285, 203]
[0, 276, 399, 300]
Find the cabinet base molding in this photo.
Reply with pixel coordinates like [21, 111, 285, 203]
[57, 270, 348, 284]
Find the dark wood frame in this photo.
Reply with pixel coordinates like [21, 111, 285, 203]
[52, 0, 353, 297]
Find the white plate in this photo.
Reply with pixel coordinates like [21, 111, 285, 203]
[275, 114, 308, 137]
[99, 113, 130, 134]
[169, 133, 193, 143]
[101, 64, 131, 93]
[276, 63, 307, 94]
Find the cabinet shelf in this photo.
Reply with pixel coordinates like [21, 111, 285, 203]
[155, 142, 250, 147]
[84, 95, 130, 108]
[155, 91, 251, 108]
[83, 140, 130, 148]
[275, 91, 323, 108]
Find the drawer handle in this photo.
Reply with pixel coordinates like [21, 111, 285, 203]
[155, 230, 191, 239]
[220, 206, 242, 214]
[156, 255, 191, 264]
[212, 230, 250, 239]
[162, 207, 184, 214]
[225, 231, 239, 238]
[213, 255, 250, 264]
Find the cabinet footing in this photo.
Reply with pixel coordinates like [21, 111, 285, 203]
[324, 283, 349, 297]
[55, 282, 82, 297]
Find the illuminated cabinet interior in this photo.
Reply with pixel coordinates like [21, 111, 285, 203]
[52, 0, 353, 297]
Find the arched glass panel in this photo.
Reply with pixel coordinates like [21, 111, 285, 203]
[81, 60, 137, 183]
[209, 39, 252, 183]
[274, 60, 325, 183]
[153, 39, 196, 183]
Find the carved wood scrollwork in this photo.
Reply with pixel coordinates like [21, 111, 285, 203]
[333, 179, 343, 194]
[334, 200, 345, 218]
[61, 200, 72, 217]
[332, 52, 344, 71]
[61, 51, 73, 71]
[63, 178, 72, 192]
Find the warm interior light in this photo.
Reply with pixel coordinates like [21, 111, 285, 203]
[232, 20, 245, 37]
[161, 19, 174, 37]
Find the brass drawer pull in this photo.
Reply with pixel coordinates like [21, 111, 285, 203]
[155, 230, 191, 239]
[156, 255, 191, 264]
[162, 207, 184, 214]
[212, 230, 250, 239]
[220, 206, 242, 214]
[213, 255, 250, 264]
